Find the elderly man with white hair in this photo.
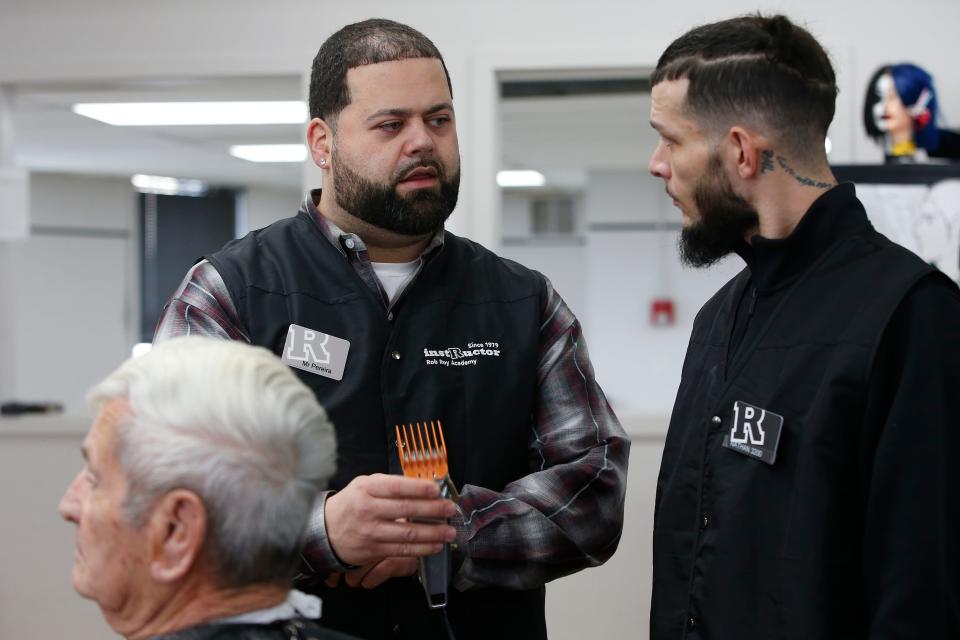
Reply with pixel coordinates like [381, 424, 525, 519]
[59, 337, 361, 639]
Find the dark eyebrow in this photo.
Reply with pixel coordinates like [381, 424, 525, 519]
[366, 102, 454, 122]
[424, 102, 454, 116]
[366, 108, 411, 122]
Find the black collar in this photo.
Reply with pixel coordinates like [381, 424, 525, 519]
[735, 183, 872, 292]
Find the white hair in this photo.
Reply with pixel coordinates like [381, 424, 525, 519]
[88, 336, 336, 587]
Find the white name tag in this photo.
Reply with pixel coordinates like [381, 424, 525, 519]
[281, 323, 350, 381]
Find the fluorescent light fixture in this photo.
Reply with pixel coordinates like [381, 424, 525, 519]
[131, 174, 208, 196]
[131, 343, 153, 358]
[72, 101, 307, 126]
[497, 170, 546, 188]
[230, 144, 308, 163]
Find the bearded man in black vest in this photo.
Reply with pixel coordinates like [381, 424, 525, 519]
[154, 18, 629, 640]
[647, 14, 960, 640]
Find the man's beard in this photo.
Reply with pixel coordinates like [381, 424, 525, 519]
[332, 149, 460, 237]
[679, 153, 759, 268]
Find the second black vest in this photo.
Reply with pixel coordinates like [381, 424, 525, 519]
[652, 206, 940, 638]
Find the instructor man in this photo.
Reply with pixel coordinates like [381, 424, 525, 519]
[648, 14, 959, 639]
[155, 18, 628, 640]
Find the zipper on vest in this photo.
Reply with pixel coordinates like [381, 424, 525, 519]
[747, 287, 758, 318]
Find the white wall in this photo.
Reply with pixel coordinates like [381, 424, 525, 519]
[501, 190, 589, 321]
[241, 185, 302, 234]
[583, 171, 742, 414]
[0, 217, 13, 400]
[0, 172, 136, 414]
[501, 192, 533, 238]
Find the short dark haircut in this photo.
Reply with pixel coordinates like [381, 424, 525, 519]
[309, 18, 452, 125]
[652, 14, 837, 161]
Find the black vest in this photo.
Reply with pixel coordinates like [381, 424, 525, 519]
[208, 212, 548, 640]
[652, 207, 938, 638]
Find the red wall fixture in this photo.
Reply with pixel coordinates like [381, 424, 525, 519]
[650, 298, 676, 327]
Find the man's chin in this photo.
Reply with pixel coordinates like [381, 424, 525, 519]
[395, 184, 442, 202]
[72, 569, 95, 601]
[672, 202, 695, 225]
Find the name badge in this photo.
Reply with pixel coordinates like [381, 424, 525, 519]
[281, 323, 350, 381]
[721, 400, 784, 465]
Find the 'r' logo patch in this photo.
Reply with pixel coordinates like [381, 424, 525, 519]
[721, 400, 784, 465]
[281, 324, 350, 381]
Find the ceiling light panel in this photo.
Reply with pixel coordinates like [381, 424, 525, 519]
[497, 170, 546, 188]
[229, 144, 308, 163]
[72, 101, 307, 126]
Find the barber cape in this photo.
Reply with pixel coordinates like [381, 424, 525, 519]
[149, 618, 356, 640]
[149, 592, 358, 640]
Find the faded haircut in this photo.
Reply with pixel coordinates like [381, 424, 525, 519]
[88, 337, 336, 589]
[309, 18, 452, 125]
[652, 14, 837, 162]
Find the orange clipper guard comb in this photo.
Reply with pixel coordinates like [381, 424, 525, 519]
[395, 420, 458, 608]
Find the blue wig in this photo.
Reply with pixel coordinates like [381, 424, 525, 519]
[890, 63, 941, 154]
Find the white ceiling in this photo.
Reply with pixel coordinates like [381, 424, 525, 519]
[500, 92, 655, 189]
[11, 75, 307, 190]
[10, 74, 654, 192]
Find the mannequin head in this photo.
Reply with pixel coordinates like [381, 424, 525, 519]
[864, 63, 940, 159]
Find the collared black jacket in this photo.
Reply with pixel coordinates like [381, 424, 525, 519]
[651, 184, 960, 639]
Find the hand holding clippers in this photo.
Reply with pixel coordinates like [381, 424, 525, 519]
[395, 420, 458, 609]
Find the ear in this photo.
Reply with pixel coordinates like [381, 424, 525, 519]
[727, 126, 768, 181]
[147, 489, 208, 583]
[307, 117, 334, 170]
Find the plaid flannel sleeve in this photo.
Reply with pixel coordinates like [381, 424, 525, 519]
[152, 260, 348, 573]
[451, 278, 630, 591]
[152, 260, 251, 343]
